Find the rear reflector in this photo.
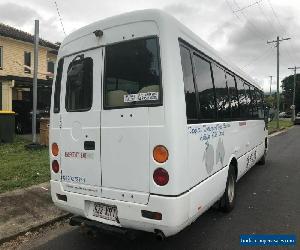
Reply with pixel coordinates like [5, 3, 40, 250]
[141, 210, 162, 220]
[153, 145, 169, 163]
[52, 143, 59, 156]
[153, 168, 169, 186]
[52, 160, 59, 173]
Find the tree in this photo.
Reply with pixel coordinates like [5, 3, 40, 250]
[281, 73, 300, 113]
[265, 95, 275, 108]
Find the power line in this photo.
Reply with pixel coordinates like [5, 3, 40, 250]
[266, 0, 285, 34]
[241, 47, 274, 69]
[256, 1, 277, 36]
[54, 1, 66, 36]
[225, 0, 275, 74]
[266, 0, 297, 65]
[233, 0, 262, 13]
[232, 0, 265, 40]
[225, 0, 266, 42]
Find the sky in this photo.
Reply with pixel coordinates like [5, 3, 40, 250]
[1, 0, 300, 92]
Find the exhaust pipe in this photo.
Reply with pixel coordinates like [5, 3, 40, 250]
[154, 229, 165, 241]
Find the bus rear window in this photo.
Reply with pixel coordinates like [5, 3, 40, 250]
[104, 37, 161, 109]
[65, 56, 93, 112]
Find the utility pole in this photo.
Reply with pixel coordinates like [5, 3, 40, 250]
[288, 66, 300, 122]
[32, 20, 39, 144]
[269, 76, 273, 96]
[267, 36, 291, 129]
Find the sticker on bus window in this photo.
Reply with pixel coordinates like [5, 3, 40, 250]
[124, 92, 159, 103]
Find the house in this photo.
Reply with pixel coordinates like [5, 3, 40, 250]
[0, 23, 59, 111]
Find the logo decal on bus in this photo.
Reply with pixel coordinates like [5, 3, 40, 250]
[189, 123, 230, 174]
[65, 151, 94, 159]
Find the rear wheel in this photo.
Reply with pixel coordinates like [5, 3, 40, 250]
[220, 166, 236, 212]
[257, 150, 267, 165]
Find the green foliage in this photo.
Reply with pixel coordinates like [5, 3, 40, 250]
[282, 73, 300, 112]
[268, 119, 293, 134]
[265, 95, 276, 108]
[0, 136, 50, 193]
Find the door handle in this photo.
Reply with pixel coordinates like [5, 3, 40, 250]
[84, 141, 95, 150]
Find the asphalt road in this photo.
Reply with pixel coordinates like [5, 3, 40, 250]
[20, 126, 300, 250]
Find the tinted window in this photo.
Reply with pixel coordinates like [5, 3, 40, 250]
[180, 45, 198, 123]
[212, 64, 230, 120]
[244, 82, 252, 119]
[53, 59, 64, 113]
[48, 61, 55, 74]
[236, 78, 247, 118]
[193, 54, 216, 121]
[24, 51, 31, 73]
[104, 37, 161, 108]
[65, 56, 93, 112]
[226, 73, 240, 119]
[256, 89, 264, 119]
[250, 86, 259, 118]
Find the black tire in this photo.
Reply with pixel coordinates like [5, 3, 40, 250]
[257, 151, 266, 165]
[220, 166, 236, 212]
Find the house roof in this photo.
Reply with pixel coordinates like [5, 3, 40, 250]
[0, 23, 59, 51]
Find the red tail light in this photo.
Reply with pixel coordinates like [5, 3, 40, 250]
[153, 168, 169, 186]
[52, 160, 60, 173]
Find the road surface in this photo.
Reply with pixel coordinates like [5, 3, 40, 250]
[10, 126, 300, 249]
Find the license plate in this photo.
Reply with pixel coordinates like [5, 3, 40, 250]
[93, 203, 118, 222]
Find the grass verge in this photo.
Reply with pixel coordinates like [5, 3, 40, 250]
[268, 119, 293, 134]
[0, 136, 49, 193]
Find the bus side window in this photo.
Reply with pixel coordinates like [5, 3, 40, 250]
[212, 64, 230, 121]
[179, 45, 198, 123]
[53, 59, 64, 113]
[244, 82, 252, 119]
[226, 73, 240, 119]
[256, 89, 264, 119]
[250, 86, 259, 119]
[193, 54, 216, 122]
[236, 77, 247, 119]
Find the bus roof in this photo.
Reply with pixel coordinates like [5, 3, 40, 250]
[60, 9, 262, 90]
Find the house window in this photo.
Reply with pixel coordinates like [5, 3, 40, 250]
[24, 51, 31, 73]
[47, 61, 54, 74]
[0, 46, 3, 69]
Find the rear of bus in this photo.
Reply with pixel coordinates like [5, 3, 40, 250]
[50, 12, 189, 237]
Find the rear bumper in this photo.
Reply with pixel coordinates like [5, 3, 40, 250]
[50, 180, 190, 236]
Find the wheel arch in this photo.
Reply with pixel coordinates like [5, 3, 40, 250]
[227, 155, 238, 181]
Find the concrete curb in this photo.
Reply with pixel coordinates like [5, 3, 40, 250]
[0, 213, 71, 245]
[268, 126, 294, 138]
[0, 182, 69, 245]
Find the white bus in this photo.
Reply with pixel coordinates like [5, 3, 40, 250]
[50, 9, 268, 239]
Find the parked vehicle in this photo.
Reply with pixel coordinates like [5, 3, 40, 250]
[279, 111, 291, 118]
[13, 100, 32, 134]
[13, 100, 49, 134]
[50, 9, 268, 238]
[294, 112, 300, 125]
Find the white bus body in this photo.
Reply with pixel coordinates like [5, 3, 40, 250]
[50, 9, 268, 237]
